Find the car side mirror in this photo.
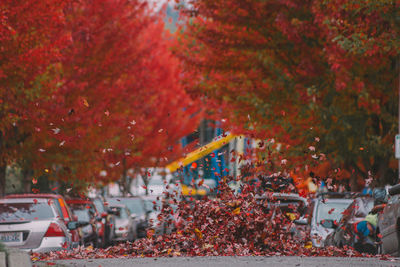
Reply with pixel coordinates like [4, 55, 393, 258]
[389, 184, 400, 196]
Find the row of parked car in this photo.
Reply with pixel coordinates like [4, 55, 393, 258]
[288, 184, 400, 256]
[0, 193, 168, 252]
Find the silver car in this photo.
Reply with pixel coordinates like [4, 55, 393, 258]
[106, 197, 147, 238]
[109, 204, 137, 242]
[378, 184, 400, 255]
[309, 196, 353, 247]
[0, 198, 73, 252]
[143, 196, 177, 236]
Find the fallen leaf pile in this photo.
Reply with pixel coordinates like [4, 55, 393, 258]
[32, 173, 391, 261]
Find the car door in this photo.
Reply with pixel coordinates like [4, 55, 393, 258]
[333, 201, 354, 247]
[380, 195, 399, 255]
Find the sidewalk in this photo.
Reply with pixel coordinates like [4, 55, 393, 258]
[0, 248, 32, 267]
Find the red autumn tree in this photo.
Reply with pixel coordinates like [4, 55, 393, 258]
[24, 1, 200, 193]
[98, 20, 201, 195]
[176, 0, 399, 189]
[0, 0, 69, 195]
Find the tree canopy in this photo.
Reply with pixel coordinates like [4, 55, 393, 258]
[0, 0, 200, 195]
[176, 0, 400, 188]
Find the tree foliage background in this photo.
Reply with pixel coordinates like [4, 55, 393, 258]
[175, 0, 400, 189]
[0, 0, 200, 195]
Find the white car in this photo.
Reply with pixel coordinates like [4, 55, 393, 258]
[309, 195, 353, 247]
[0, 198, 74, 252]
[108, 204, 137, 242]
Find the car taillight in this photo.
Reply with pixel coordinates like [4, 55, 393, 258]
[44, 223, 66, 237]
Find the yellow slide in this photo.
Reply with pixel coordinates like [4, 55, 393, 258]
[166, 133, 236, 173]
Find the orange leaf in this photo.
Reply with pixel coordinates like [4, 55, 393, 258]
[83, 98, 89, 107]
[232, 207, 240, 215]
[194, 228, 203, 239]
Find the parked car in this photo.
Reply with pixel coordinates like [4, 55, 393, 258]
[92, 197, 116, 247]
[106, 197, 147, 238]
[65, 198, 105, 248]
[256, 193, 308, 242]
[108, 204, 136, 242]
[0, 197, 78, 252]
[324, 196, 374, 248]
[143, 195, 177, 235]
[307, 193, 354, 247]
[377, 184, 400, 256]
[256, 193, 307, 218]
[5, 193, 82, 247]
[68, 204, 98, 247]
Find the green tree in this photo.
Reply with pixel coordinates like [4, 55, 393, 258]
[176, 0, 400, 188]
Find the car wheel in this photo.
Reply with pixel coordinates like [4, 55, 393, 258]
[377, 242, 383, 255]
[98, 235, 104, 248]
[376, 229, 382, 255]
[93, 235, 99, 248]
[396, 221, 400, 257]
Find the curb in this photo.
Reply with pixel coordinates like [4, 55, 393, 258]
[1, 248, 32, 267]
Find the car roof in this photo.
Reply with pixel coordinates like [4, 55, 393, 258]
[5, 193, 64, 199]
[256, 193, 307, 201]
[107, 196, 142, 199]
[315, 197, 354, 204]
[0, 197, 52, 203]
[316, 192, 357, 199]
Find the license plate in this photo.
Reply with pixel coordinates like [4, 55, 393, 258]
[0, 232, 23, 244]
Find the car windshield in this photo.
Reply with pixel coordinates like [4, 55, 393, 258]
[316, 200, 351, 223]
[0, 202, 55, 222]
[108, 198, 144, 216]
[68, 203, 96, 216]
[73, 209, 91, 222]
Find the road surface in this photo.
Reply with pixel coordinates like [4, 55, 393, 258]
[34, 256, 400, 267]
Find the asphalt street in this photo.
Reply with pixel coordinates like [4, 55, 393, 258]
[34, 256, 400, 267]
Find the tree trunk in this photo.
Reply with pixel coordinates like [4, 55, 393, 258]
[0, 131, 5, 196]
[0, 163, 6, 197]
[141, 168, 149, 195]
[22, 167, 33, 193]
[120, 157, 130, 196]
